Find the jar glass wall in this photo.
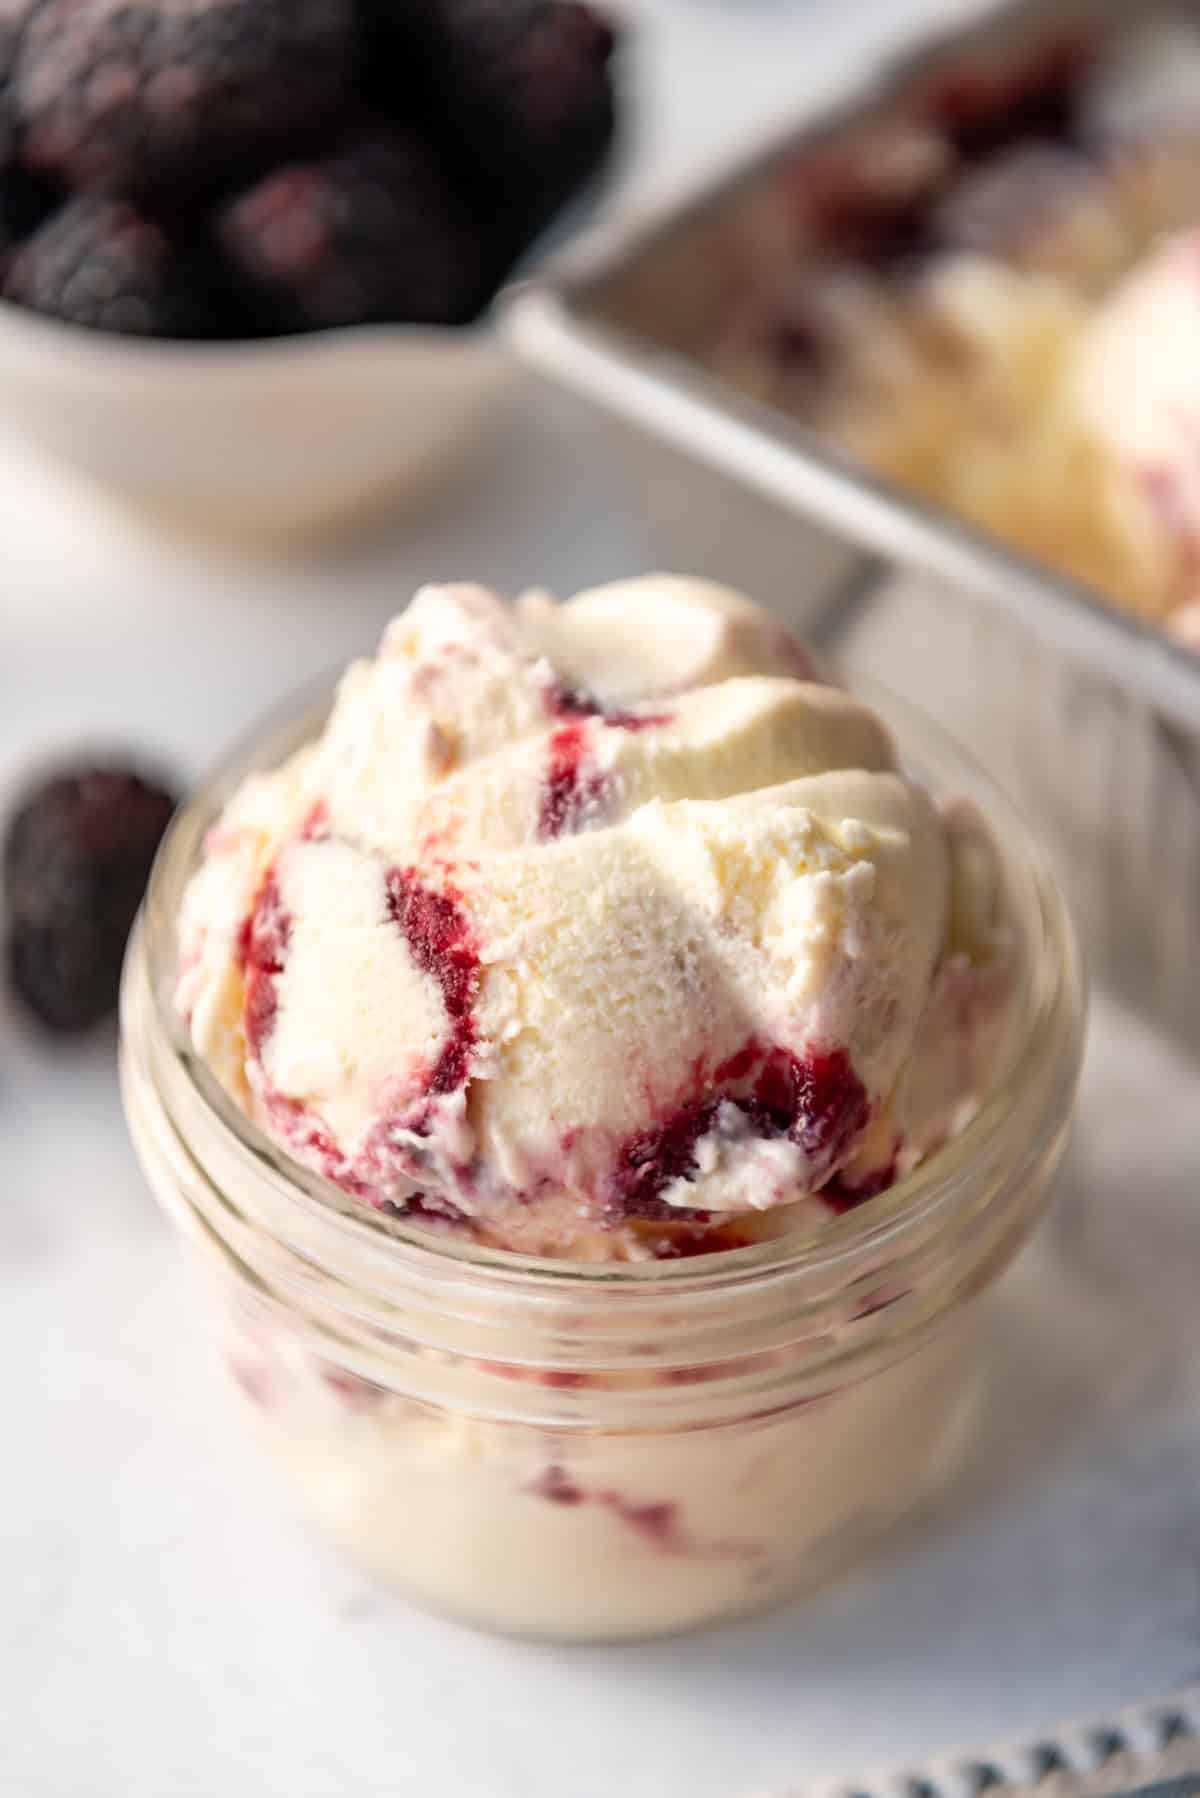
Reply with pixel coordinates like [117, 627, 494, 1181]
[120, 676, 1085, 1642]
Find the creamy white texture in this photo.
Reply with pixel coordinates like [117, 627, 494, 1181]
[516, 574, 819, 700]
[1074, 228, 1200, 558]
[261, 838, 448, 1147]
[222, 1299, 982, 1642]
[177, 576, 1017, 1257]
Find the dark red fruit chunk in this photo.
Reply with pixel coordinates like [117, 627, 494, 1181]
[614, 1099, 719, 1217]
[531, 1464, 584, 1505]
[4, 762, 177, 1031]
[547, 680, 671, 733]
[814, 183, 937, 270]
[15, 0, 356, 201]
[4, 195, 228, 336]
[749, 1046, 869, 1165]
[610, 1041, 869, 1217]
[711, 1039, 763, 1084]
[385, 868, 480, 1097]
[539, 682, 672, 837]
[643, 1217, 761, 1260]
[233, 911, 253, 972]
[601, 1493, 677, 1546]
[769, 310, 826, 371]
[821, 1154, 898, 1214]
[529, 1467, 682, 1547]
[785, 146, 943, 272]
[928, 38, 1088, 160]
[242, 872, 291, 1059]
[549, 682, 604, 720]
[380, 1191, 470, 1229]
[538, 720, 609, 839]
[217, 123, 489, 333]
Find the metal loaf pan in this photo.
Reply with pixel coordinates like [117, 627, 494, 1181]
[506, 0, 1200, 1053]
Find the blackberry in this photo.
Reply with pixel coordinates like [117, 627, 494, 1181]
[217, 123, 490, 333]
[0, 163, 54, 277]
[5, 194, 228, 335]
[14, 0, 356, 202]
[0, 0, 39, 163]
[365, 0, 618, 258]
[4, 763, 177, 1032]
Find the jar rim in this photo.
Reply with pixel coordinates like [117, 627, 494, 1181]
[132, 660, 1086, 1299]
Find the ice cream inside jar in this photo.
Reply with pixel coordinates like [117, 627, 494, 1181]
[122, 574, 1084, 1640]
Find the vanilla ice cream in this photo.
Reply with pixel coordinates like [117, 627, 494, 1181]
[120, 574, 1081, 1640]
[176, 575, 1019, 1260]
[697, 16, 1200, 649]
[1072, 229, 1200, 597]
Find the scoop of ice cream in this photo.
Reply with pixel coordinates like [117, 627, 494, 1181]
[1073, 229, 1200, 597]
[177, 576, 1019, 1259]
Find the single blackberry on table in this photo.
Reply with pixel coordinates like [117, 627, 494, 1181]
[217, 123, 490, 333]
[5, 194, 228, 335]
[14, 0, 356, 202]
[4, 764, 177, 1032]
[365, 0, 618, 259]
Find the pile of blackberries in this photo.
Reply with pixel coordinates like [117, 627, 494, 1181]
[0, 0, 618, 337]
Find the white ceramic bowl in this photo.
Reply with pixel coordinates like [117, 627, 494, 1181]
[0, 298, 510, 541]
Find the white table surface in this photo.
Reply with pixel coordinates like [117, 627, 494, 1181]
[5, 4, 1200, 1795]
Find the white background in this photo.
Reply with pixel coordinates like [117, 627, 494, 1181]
[5, 3, 1200, 1794]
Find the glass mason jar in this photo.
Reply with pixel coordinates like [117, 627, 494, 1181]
[120, 676, 1085, 1643]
